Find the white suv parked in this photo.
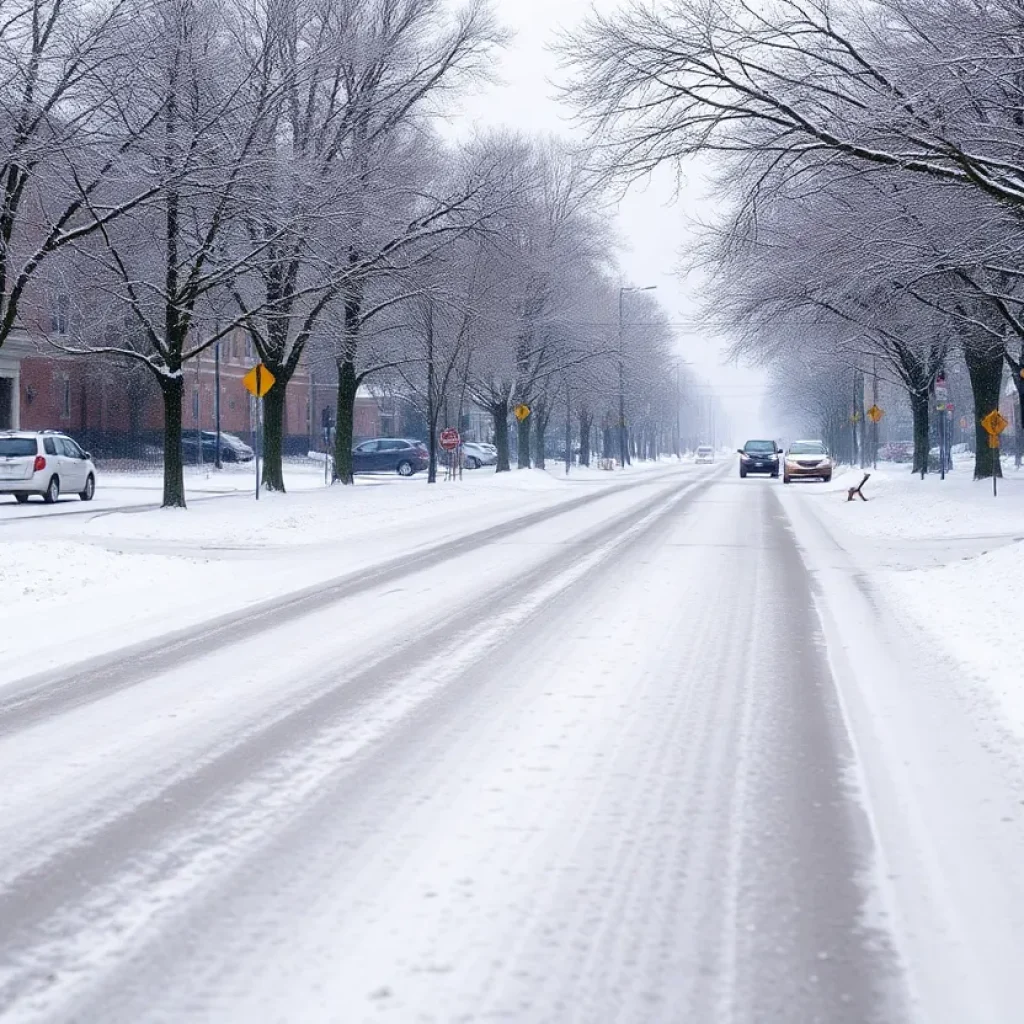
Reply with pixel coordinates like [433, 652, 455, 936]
[0, 430, 96, 504]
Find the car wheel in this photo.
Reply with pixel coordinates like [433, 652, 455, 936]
[43, 476, 60, 504]
[770, 470, 779, 478]
[14, 493, 29, 504]
[783, 475, 791, 484]
[823, 473, 832, 483]
[80, 474, 95, 501]
[466, 456, 480, 469]
[739, 467, 747, 478]
[396, 460, 414, 477]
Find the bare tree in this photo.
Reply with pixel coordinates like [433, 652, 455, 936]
[48, 0, 285, 507]
[0, 0, 170, 352]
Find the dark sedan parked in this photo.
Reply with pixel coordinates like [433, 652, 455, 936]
[181, 430, 254, 464]
[737, 439, 781, 478]
[352, 437, 429, 476]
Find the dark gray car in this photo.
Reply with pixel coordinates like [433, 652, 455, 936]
[351, 438, 429, 476]
[738, 439, 781, 478]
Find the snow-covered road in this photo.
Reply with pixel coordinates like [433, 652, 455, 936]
[2, 468, 1022, 1023]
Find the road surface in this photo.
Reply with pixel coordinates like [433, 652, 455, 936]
[0, 467, 1009, 1022]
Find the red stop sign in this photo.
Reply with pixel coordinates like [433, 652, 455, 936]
[439, 428, 460, 451]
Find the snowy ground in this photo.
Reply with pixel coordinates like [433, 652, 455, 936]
[0, 458, 332, 521]
[0, 458, 684, 685]
[3, 458, 1024, 1023]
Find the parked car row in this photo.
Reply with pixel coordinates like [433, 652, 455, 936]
[349, 438, 500, 475]
[2, 427, 504, 506]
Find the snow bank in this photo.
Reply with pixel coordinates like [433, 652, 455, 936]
[810, 465, 1024, 541]
[799, 464, 1024, 741]
[887, 543, 1024, 739]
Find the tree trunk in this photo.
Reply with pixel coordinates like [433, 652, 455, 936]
[1015, 373, 1024, 470]
[564, 396, 572, 476]
[427, 409, 439, 484]
[160, 374, 186, 508]
[579, 409, 592, 466]
[492, 403, 511, 472]
[534, 405, 548, 470]
[910, 389, 929, 477]
[965, 344, 1005, 480]
[517, 414, 531, 469]
[333, 359, 358, 485]
[261, 382, 286, 492]
[426, 304, 437, 483]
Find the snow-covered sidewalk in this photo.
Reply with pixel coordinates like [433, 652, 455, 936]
[0, 459, 694, 687]
[789, 462, 1024, 742]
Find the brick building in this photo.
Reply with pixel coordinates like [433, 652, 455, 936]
[0, 330, 387, 456]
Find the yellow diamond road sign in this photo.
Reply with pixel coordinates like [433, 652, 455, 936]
[514, 403, 531, 422]
[981, 409, 1008, 436]
[243, 363, 275, 398]
[866, 405, 884, 424]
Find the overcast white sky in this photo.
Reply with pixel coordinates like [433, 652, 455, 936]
[445, 0, 771, 443]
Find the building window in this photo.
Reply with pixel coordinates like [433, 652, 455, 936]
[61, 378, 71, 418]
[51, 293, 70, 335]
[192, 388, 200, 422]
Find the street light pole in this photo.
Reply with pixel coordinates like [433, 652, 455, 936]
[618, 288, 627, 468]
[618, 284, 657, 468]
[214, 339, 222, 470]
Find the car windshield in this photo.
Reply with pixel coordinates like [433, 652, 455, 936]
[744, 440, 776, 452]
[789, 442, 826, 455]
[0, 438, 36, 456]
[697, 447, 712, 454]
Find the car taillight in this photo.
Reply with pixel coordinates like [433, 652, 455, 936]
[33, 455, 46, 472]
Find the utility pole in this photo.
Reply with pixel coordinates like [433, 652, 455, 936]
[618, 284, 657, 468]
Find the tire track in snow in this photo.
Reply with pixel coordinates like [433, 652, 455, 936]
[0, 472, 717, 1020]
[0, 467, 695, 732]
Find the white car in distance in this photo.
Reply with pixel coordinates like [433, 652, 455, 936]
[0, 430, 97, 504]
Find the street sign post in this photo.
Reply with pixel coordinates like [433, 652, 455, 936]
[243, 363, 276, 500]
[865, 405, 883, 469]
[981, 409, 1008, 496]
[439, 428, 461, 481]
